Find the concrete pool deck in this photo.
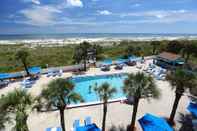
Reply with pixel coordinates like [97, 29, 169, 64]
[0, 60, 191, 131]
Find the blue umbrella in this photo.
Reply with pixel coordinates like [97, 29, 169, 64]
[129, 57, 142, 62]
[28, 66, 41, 74]
[76, 124, 101, 131]
[102, 59, 112, 66]
[139, 113, 173, 131]
[187, 102, 197, 117]
[116, 59, 127, 65]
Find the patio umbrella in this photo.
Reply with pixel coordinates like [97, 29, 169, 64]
[28, 66, 41, 75]
[187, 102, 197, 117]
[76, 124, 101, 131]
[138, 113, 173, 131]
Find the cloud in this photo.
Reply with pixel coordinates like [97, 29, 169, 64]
[119, 10, 193, 21]
[32, 0, 40, 5]
[22, 0, 40, 5]
[66, 0, 83, 7]
[133, 3, 141, 7]
[97, 10, 112, 15]
[116, 10, 197, 24]
[19, 5, 63, 26]
[17, 0, 84, 26]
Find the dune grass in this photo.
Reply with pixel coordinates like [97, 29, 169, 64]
[0, 40, 196, 73]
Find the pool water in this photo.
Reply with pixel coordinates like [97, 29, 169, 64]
[71, 73, 127, 103]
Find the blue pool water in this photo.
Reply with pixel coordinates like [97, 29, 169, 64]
[71, 74, 127, 103]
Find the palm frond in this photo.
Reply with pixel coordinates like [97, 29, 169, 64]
[166, 69, 196, 94]
[123, 72, 160, 100]
[94, 82, 117, 102]
[38, 78, 82, 110]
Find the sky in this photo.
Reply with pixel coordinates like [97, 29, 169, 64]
[1, 0, 197, 34]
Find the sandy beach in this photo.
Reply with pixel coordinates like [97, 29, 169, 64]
[1, 35, 197, 47]
[0, 60, 191, 131]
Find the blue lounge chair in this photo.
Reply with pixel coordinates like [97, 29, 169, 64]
[46, 127, 62, 131]
[73, 119, 80, 130]
[76, 124, 101, 131]
[84, 116, 91, 125]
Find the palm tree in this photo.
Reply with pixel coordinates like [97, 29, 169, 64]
[123, 72, 160, 131]
[94, 82, 116, 131]
[166, 69, 196, 125]
[36, 78, 83, 131]
[166, 40, 183, 54]
[182, 42, 197, 63]
[125, 45, 134, 58]
[150, 41, 160, 55]
[73, 41, 91, 71]
[0, 89, 34, 131]
[134, 46, 142, 57]
[15, 49, 30, 76]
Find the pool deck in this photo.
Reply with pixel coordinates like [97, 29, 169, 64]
[0, 60, 190, 131]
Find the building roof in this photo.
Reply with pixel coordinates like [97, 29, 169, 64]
[157, 52, 182, 61]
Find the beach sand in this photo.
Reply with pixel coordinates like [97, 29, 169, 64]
[0, 61, 190, 131]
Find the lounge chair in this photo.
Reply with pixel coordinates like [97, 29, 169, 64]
[46, 127, 62, 131]
[73, 119, 80, 130]
[58, 69, 63, 76]
[114, 64, 123, 70]
[46, 72, 53, 77]
[21, 78, 35, 88]
[84, 116, 91, 125]
[126, 61, 136, 66]
[75, 124, 101, 131]
[0, 80, 9, 88]
[100, 65, 110, 71]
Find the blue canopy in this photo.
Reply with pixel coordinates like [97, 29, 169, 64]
[102, 59, 112, 66]
[0, 73, 10, 79]
[76, 124, 101, 131]
[46, 127, 61, 131]
[0, 73, 22, 80]
[28, 66, 41, 74]
[116, 58, 127, 64]
[187, 102, 197, 117]
[138, 113, 173, 131]
[129, 56, 142, 62]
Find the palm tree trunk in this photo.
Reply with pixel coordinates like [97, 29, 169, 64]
[84, 58, 86, 71]
[102, 102, 107, 131]
[23, 62, 30, 76]
[153, 46, 156, 55]
[185, 53, 190, 63]
[130, 98, 139, 131]
[24, 115, 29, 131]
[169, 93, 182, 125]
[59, 109, 66, 131]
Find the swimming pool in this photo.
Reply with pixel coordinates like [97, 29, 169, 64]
[71, 73, 127, 104]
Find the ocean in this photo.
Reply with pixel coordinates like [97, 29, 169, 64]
[0, 33, 197, 40]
